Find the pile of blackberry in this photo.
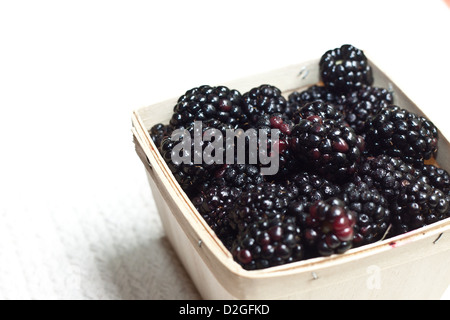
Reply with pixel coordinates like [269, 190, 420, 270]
[149, 44, 450, 270]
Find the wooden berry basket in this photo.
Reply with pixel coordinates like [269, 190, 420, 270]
[131, 58, 450, 300]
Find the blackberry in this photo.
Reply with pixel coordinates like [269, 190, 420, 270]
[343, 86, 394, 135]
[256, 113, 292, 135]
[192, 185, 242, 249]
[290, 117, 364, 181]
[286, 85, 344, 123]
[255, 113, 292, 154]
[319, 44, 373, 94]
[159, 119, 228, 196]
[416, 164, 450, 193]
[289, 171, 342, 205]
[341, 181, 391, 246]
[268, 147, 302, 182]
[357, 155, 450, 234]
[159, 137, 211, 196]
[232, 215, 304, 270]
[357, 155, 418, 201]
[288, 85, 338, 107]
[241, 84, 287, 127]
[227, 182, 299, 234]
[390, 179, 449, 234]
[170, 85, 244, 129]
[298, 101, 345, 124]
[300, 198, 356, 257]
[255, 113, 296, 179]
[365, 105, 439, 165]
[212, 164, 264, 189]
[149, 123, 173, 148]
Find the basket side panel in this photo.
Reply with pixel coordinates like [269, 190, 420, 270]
[146, 171, 236, 300]
[257, 230, 450, 300]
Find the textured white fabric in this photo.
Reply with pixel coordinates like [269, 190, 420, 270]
[0, 0, 449, 300]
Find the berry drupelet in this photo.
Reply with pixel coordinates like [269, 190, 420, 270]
[364, 105, 438, 165]
[319, 44, 374, 94]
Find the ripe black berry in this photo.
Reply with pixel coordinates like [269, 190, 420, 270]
[357, 155, 418, 201]
[149, 123, 173, 148]
[170, 85, 244, 129]
[290, 117, 364, 181]
[390, 179, 449, 234]
[241, 85, 287, 127]
[227, 182, 299, 234]
[192, 185, 242, 249]
[416, 164, 450, 193]
[365, 106, 439, 164]
[300, 198, 356, 257]
[319, 44, 373, 94]
[255, 113, 296, 179]
[159, 119, 228, 196]
[289, 171, 342, 205]
[341, 181, 391, 246]
[286, 85, 345, 123]
[232, 215, 304, 270]
[212, 164, 264, 189]
[298, 101, 345, 124]
[343, 86, 394, 134]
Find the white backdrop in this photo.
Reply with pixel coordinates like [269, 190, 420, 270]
[0, 0, 449, 300]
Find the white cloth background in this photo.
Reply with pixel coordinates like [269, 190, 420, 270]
[0, 0, 449, 300]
